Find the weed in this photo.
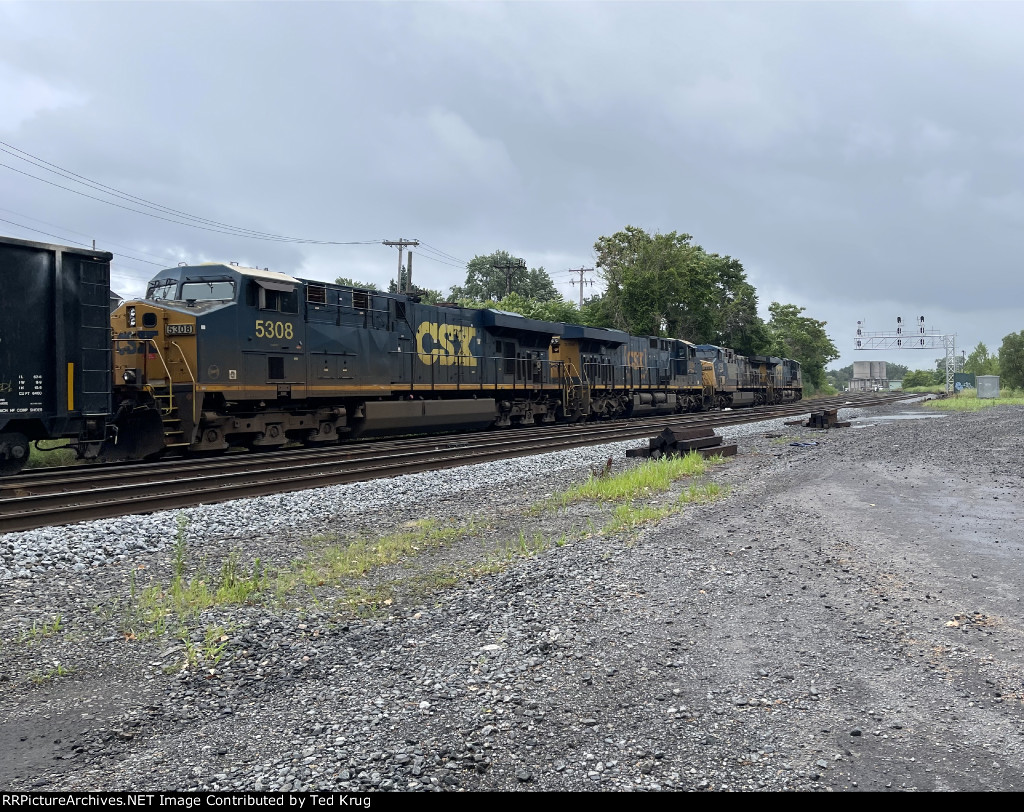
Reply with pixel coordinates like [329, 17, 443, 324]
[15, 614, 64, 645]
[203, 624, 231, 665]
[172, 514, 188, 579]
[554, 451, 719, 506]
[28, 662, 76, 686]
[603, 502, 676, 535]
[677, 481, 726, 504]
[282, 519, 461, 591]
[338, 585, 395, 617]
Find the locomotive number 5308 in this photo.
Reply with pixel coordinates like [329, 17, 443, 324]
[255, 320, 294, 340]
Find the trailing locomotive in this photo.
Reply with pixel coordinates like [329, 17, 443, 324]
[106, 262, 800, 457]
[0, 235, 801, 474]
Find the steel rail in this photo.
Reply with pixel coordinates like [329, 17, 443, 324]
[3, 392, 909, 493]
[0, 393, 916, 533]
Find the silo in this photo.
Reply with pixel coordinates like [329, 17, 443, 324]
[853, 361, 871, 380]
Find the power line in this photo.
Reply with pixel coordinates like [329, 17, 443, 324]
[0, 143, 381, 245]
[409, 251, 465, 270]
[0, 207, 170, 266]
[417, 241, 469, 265]
[0, 141, 476, 278]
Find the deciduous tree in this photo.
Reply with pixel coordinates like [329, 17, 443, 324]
[450, 251, 559, 302]
[998, 331, 1024, 388]
[765, 302, 839, 390]
[592, 226, 768, 351]
[964, 342, 1000, 377]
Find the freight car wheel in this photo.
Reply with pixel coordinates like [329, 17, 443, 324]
[0, 432, 29, 476]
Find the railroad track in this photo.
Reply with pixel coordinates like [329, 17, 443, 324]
[0, 392, 917, 533]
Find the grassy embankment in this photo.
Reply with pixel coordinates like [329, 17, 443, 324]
[110, 451, 728, 669]
[923, 387, 1024, 412]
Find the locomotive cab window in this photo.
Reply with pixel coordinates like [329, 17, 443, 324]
[181, 279, 235, 302]
[147, 280, 178, 300]
[250, 282, 298, 314]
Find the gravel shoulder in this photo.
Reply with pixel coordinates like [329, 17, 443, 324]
[1, 400, 1023, 792]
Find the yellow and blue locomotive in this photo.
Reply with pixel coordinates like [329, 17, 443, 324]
[108, 261, 798, 458]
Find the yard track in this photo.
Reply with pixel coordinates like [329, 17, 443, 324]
[0, 393, 915, 533]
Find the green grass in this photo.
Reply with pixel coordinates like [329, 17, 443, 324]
[125, 517, 472, 639]
[277, 518, 464, 592]
[552, 451, 718, 506]
[27, 663, 76, 686]
[9, 614, 65, 646]
[923, 387, 1024, 411]
[120, 455, 732, 643]
[128, 551, 267, 639]
[602, 481, 727, 535]
[23, 440, 79, 470]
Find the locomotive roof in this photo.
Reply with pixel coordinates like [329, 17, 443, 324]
[196, 263, 300, 286]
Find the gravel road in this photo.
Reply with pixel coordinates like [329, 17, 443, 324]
[1, 399, 1022, 792]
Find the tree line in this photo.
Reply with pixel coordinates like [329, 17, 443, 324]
[337, 226, 841, 392]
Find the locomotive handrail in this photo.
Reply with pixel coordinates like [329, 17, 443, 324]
[169, 340, 199, 444]
[112, 336, 198, 445]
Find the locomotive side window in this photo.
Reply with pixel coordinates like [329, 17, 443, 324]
[268, 357, 285, 380]
[258, 286, 298, 314]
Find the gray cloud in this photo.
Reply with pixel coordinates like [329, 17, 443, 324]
[1, 1, 1021, 370]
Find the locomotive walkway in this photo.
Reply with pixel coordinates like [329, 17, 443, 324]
[0, 392, 914, 533]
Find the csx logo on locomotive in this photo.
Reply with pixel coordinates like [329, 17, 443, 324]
[415, 321, 478, 366]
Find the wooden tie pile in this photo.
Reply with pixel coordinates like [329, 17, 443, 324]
[626, 425, 737, 460]
[784, 408, 850, 429]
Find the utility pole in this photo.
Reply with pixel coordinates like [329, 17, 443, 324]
[568, 266, 595, 309]
[382, 239, 419, 292]
[493, 257, 527, 297]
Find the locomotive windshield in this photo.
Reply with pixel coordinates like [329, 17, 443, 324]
[181, 279, 236, 301]
[147, 279, 178, 300]
[146, 277, 236, 302]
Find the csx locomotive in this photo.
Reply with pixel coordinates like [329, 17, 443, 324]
[0, 234, 801, 474]
[106, 261, 801, 458]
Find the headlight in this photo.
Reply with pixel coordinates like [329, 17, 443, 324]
[127, 306, 137, 328]
[123, 369, 137, 385]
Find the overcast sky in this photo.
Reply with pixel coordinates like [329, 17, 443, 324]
[2, 1, 1021, 371]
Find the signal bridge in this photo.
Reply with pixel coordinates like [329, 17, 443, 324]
[854, 316, 957, 394]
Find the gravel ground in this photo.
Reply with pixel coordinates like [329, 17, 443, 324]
[1, 398, 1023, 792]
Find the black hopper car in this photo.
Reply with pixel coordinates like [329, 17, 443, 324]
[0, 236, 112, 474]
[0, 236, 802, 474]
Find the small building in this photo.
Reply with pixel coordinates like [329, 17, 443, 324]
[977, 376, 1000, 399]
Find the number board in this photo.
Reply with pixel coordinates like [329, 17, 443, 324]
[166, 324, 195, 336]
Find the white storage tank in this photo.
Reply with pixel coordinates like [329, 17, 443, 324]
[977, 376, 1000, 399]
[853, 361, 872, 379]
